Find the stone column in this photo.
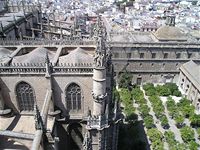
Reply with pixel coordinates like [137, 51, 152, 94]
[92, 66, 106, 116]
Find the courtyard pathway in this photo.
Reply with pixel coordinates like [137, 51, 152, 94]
[163, 102, 183, 143]
[140, 87, 169, 150]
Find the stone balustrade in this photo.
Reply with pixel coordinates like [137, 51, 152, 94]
[0, 66, 46, 73]
[86, 114, 109, 130]
[53, 67, 93, 74]
[0, 63, 94, 74]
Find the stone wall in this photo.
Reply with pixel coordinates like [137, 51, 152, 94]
[112, 46, 200, 84]
[0, 74, 48, 113]
[52, 75, 93, 118]
[178, 71, 200, 110]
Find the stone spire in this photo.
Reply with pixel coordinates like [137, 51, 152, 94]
[73, 15, 77, 35]
[45, 51, 50, 64]
[0, 22, 6, 38]
[45, 52, 51, 77]
[40, 21, 44, 38]
[47, 16, 51, 40]
[0, 22, 3, 33]
[86, 17, 115, 150]
[32, 29, 35, 39]
[93, 16, 101, 40]
[59, 20, 63, 39]
[22, 0, 26, 16]
[34, 104, 43, 130]
[13, 15, 17, 25]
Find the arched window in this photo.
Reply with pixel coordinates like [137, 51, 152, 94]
[16, 82, 35, 111]
[66, 83, 82, 111]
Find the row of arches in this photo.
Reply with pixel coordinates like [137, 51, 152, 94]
[15, 82, 82, 112]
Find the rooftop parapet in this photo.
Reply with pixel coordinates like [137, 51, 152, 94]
[0, 63, 93, 74]
[109, 41, 200, 48]
[0, 38, 96, 46]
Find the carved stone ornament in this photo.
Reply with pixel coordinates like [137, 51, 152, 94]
[83, 131, 92, 150]
[92, 92, 107, 103]
[94, 52, 106, 68]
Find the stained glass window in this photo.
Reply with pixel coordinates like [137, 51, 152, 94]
[66, 83, 82, 111]
[16, 82, 35, 111]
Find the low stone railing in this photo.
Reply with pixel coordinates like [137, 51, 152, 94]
[0, 66, 46, 73]
[109, 41, 200, 48]
[0, 39, 96, 46]
[53, 67, 93, 74]
[0, 63, 94, 74]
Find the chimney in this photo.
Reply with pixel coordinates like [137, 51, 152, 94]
[165, 15, 175, 26]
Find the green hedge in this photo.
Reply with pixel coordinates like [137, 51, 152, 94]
[147, 128, 164, 150]
[143, 83, 157, 96]
[139, 104, 150, 118]
[143, 83, 181, 97]
[180, 126, 195, 143]
[189, 114, 200, 127]
[149, 96, 166, 120]
[164, 131, 177, 146]
[177, 98, 195, 118]
[118, 71, 132, 89]
[143, 114, 155, 129]
[119, 88, 135, 121]
[132, 87, 145, 104]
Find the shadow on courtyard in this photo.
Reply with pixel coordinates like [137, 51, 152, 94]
[0, 135, 29, 150]
[118, 114, 150, 150]
[6, 114, 21, 130]
[53, 121, 82, 150]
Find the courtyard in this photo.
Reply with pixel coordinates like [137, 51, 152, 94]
[118, 83, 200, 150]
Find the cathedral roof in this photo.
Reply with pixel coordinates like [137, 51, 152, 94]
[153, 26, 187, 41]
[0, 47, 12, 57]
[0, 47, 12, 62]
[59, 47, 93, 65]
[12, 47, 55, 64]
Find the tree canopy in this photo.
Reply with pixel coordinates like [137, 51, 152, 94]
[118, 71, 133, 89]
[180, 126, 195, 143]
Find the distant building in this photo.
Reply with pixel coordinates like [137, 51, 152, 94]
[109, 15, 200, 85]
[0, 2, 40, 40]
[140, 21, 158, 32]
[178, 60, 200, 112]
